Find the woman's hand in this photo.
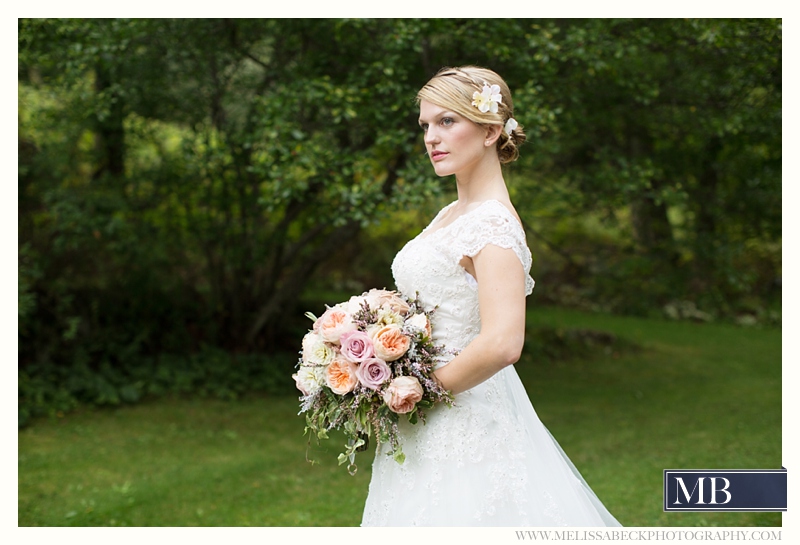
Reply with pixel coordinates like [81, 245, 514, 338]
[432, 243, 527, 395]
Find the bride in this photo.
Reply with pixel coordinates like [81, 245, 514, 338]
[360, 66, 621, 527]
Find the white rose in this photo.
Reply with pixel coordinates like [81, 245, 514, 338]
[302, 332, 335, 365]
[344, 295, 369, 315]
[406, 313, 431, 338]
[293, 365, 327, 396]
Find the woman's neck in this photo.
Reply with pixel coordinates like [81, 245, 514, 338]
[454, 157, 508, 206]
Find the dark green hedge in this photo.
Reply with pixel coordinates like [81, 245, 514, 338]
[19, 348, 298, 428]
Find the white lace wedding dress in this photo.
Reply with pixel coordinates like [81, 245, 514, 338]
[361, 200, 621, 527]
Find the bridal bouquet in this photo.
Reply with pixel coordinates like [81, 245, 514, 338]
[293, 289, 453, 473]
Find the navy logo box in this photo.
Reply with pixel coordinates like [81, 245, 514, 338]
[664, 469, 787, 512]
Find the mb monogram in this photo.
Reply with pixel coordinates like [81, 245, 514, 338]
[663, 469, 787, 512]
[674, 476, 732, 505]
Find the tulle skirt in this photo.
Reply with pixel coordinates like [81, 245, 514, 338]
[361, 365, 621, 527]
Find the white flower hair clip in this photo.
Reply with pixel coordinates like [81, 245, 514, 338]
[472, 82, 502, 114]
[504, 118, 518, 136]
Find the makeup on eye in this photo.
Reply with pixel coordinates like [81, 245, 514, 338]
[418, 112, 458, 131]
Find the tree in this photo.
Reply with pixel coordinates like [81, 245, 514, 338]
[19, 19, 472, 362]
[510, 19, 781, 315]
[18, 18, 781, 374]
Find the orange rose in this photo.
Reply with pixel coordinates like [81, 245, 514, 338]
[370, 325, 411, 362]
[325, 358, 359, 395]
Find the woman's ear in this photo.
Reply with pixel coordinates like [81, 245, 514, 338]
[484, 124, 503, 147]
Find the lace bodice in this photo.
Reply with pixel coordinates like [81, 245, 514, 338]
[392, 199, 535, 355]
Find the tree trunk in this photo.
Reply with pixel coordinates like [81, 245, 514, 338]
[630, 180, 676, 265]
[627, 134, 677, 266]
[93, 61, 126, 179]
[691, 138, 723, 284]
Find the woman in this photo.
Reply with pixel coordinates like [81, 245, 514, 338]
[360, 66, 621, 527]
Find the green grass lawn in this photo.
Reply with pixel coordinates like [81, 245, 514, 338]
[18, 307, 782, 527]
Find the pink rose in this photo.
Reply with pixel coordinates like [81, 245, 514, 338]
[325, 358, 359, 395]
[355, 357, 391, 390]
[340, 330, 375, 363]
[370, 325, 411, 362]
[382, 376, 423, 414]
[314, 307, 357, 345]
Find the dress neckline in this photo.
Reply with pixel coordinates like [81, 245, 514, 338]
[418, 199, 522, 240]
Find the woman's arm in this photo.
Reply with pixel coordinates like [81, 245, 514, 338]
[432, 244, 527, 395]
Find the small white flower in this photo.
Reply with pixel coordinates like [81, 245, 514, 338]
[471, 82, 503, 114]
[504, 117, 518, 136]
[375, 307, 404, 328]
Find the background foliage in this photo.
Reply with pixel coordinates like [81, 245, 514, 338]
[18, 19, 781, 424]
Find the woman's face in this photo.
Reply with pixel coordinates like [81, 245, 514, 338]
[418, 99, 490, 178]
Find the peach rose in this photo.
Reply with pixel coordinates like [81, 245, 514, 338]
[382, 376, 423, 414]
[369, 325, 411, 362]
[315, 307, 357, 345]
[367, 289, 411, 316]
[325, 358, 359, 395]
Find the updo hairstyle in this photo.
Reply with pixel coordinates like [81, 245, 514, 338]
[416, 66, 526, 164]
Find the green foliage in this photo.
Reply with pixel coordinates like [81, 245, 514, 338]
[525, 326, 640, 363]
[18, 244, 40, 333]
[511, 19, 781, 319]
[18, 349, 297, 428]
[18, 20, 448, 415]
[18, 19, 781, 422]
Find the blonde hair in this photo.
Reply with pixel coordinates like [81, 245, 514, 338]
[416, 66, 526, 164]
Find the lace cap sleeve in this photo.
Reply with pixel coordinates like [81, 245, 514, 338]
[452, 200, 535, 295]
